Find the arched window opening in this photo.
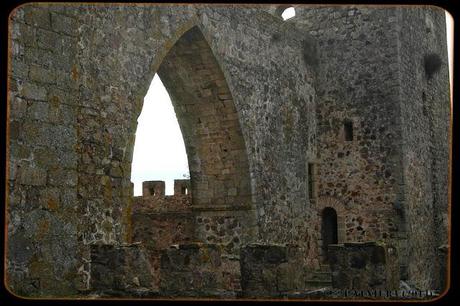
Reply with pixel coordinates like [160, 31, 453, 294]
[321, 207, 338, 263]
[307, 162, 316, 202]
[344, 120, 353, 141]
[131, 74, 190, 196]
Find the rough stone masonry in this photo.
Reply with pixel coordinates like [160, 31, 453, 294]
[6, 3, 450, 299]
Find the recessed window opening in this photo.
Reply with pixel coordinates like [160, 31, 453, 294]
[150, 187, 156, 196]
[308, 163, 315, 201]
[344, 120, 353, 141]
[131, 74, 190, 196]
[181, 186, 189, 195]
[281, 7, 296, 21]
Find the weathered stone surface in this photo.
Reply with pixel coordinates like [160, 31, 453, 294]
[294, 5, 449, 291]
[159, 243, 241, 297]
[6, 209, 79, 297]
[240, 244, 307, 297]
[89, 244, 154, 291]
[328, 242, 399, 290]
[19, 83, 47, 100]
[16, 166, 47, 186]
[6, 3, 449, 299]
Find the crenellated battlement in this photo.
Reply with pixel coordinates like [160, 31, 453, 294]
[133, 179, 192, 213]
[142, 180, 165, 197]
[141, 179, 191, 198]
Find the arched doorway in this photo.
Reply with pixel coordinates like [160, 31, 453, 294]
[321, 207, 338, 262]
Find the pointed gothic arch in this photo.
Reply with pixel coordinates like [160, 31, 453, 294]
[131, 25, 253, 210]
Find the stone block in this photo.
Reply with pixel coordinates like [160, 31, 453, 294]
[29, 65, 55, 84]
[90, 244, 154, 291]
[48, 168, 77, 187]
[23, 7, 52, 29]
[37, 28, 62, 50]
[23, 123, 76, 150]
[17, 166, 47, 186]
[28, 101, 49, 121]
[39, 188, 60, 211]
[11, 22, 36, 43]
[51, 13, 78, 36]
[9, 143, 31, 161]
[240, 244, 306, 297]
[20, 83, 47, 101]
[8, 120, 21, 141]
[328, 242, 399, 290]
[159, 243, 240, 296]
[11, 61, 30, 80]
[9, 97, 28, 120]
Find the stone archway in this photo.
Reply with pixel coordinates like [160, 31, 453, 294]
[155, 26, 252, 210]
[129, 25, 255, 252]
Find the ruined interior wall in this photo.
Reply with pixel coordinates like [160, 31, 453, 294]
[7, 4, 318, 296]
[293, 6, 405, 263]
[396, 7, 450, 290]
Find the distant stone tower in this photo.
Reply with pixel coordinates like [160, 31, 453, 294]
[287, 5, 450, 290]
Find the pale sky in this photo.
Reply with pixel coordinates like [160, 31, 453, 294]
[282, 7, 296, 20]
[446, 12, 453, 100]
[131, 12, 453, 197]
[131, 74, 189, 196]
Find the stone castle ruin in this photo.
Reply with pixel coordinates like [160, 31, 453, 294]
[6, 3, 450, 299]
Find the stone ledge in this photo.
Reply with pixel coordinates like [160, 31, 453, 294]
[191, 204, 253, 212]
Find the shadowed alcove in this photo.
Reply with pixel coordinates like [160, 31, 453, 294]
[321, 207, 338, 263]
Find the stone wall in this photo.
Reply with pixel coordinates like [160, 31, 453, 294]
[294, 5, 404, 250]
[287, 5, 450, 290]
[159, 243, 241, 297]
[8, 4, 83, 296]
[328, 242, 399, 290]
[89, 244, 155, 294]
[240, 244, 307, 297]
[396, 7, 450, 290]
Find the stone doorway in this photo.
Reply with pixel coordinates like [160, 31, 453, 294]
[321, 207, 338, 263]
